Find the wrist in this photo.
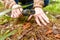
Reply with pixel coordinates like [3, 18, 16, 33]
[12, 4, 23, 12]
[4, 0, 16, 9]
[33, 0, 44, 9]
[33, 6, 42, 9]
[12, 4, 22, 9]
[34, 7, 43, 14]
[34, 7, 42, 10]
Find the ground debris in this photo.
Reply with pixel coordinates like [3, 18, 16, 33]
[0, 18, 60, 40]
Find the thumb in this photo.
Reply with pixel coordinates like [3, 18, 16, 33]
[27, 15, 33, 21]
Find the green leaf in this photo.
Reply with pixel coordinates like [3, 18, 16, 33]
[0, 30, 17, 40]
[0, 9, 12, 17]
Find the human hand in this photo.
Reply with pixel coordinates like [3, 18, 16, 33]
[28, 7, 50, 26]
[11, 4, 23, 18]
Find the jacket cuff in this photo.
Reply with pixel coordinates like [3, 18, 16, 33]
[2, 0, 16, 9]
[33, 0, 44, 8]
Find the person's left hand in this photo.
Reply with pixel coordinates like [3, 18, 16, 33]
[28, 7, 50, 26]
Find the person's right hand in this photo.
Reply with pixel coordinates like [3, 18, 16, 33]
[11, 5, 23, 18]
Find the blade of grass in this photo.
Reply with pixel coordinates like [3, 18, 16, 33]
[0, 30, 17, 40]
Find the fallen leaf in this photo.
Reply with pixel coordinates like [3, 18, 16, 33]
[46, 29, 53, 35]
[23, 22, 31, 29]
[55, 34, 60, 38]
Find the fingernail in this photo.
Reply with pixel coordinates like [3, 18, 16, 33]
[39, 24, 42, 26]
[44, 23, 47, 25]
[11, 15, 13, 17]
[47, 20, 50, 23]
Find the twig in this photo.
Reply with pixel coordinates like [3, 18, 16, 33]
[18, 26, 34, 40]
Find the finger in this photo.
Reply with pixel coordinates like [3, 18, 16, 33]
[35, 16, 42, 26]
[16, 9, 22, 17]
[11, 10, 17, 18]
[19, 8, 23, 12]
[14, 9, 20, 17]
[41, 14, 50, 23]
[27, 15, 33, 21]
[11, 10, 14, 18]
[42, 13, 49, 21]
[40, 10, 49, 20]
[16, 9, 21, 15]
[41, 15, 50, 23]
[40, 13, 50, 23]
[13, 10, 18, 18]
[38, 15, 47, 25]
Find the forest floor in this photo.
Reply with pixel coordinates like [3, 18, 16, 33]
[0, 1, 60, 40]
